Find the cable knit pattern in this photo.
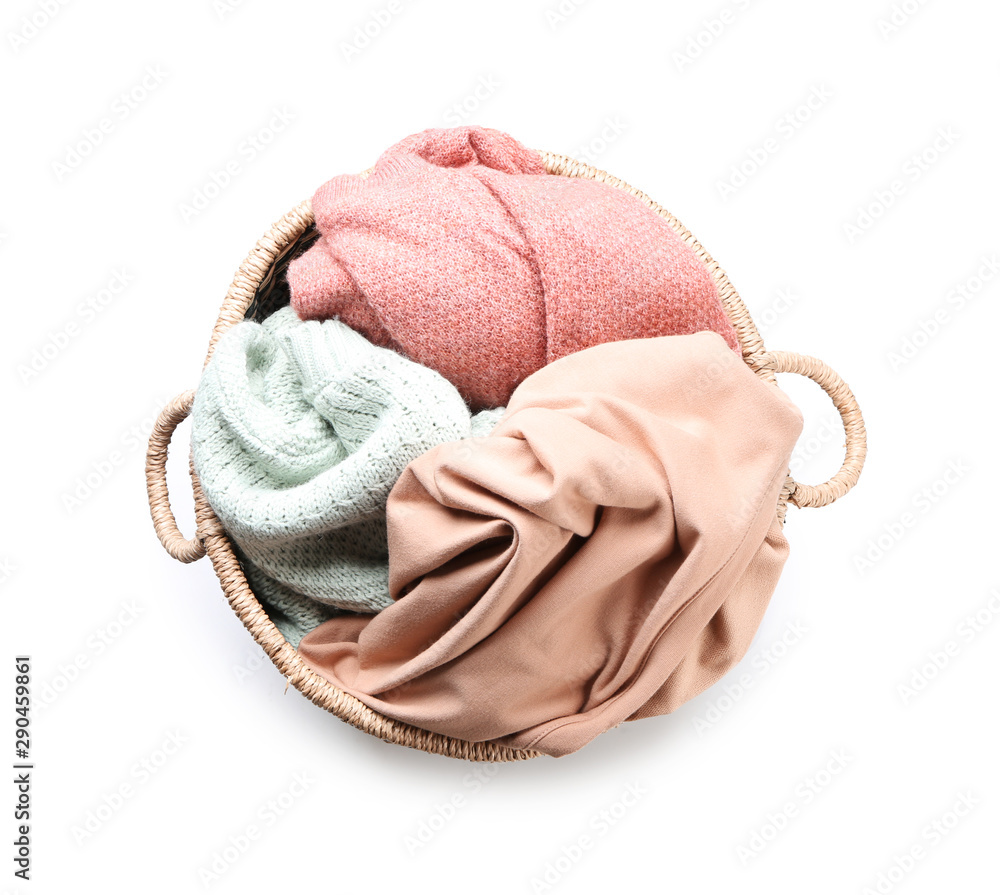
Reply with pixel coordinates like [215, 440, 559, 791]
[191, 307, 503, 646]
[288, 125, 740, 410]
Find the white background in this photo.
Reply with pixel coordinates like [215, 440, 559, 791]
[3, 0, 999, 892]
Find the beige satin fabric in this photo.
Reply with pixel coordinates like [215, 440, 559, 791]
[298, 333, 803, 756]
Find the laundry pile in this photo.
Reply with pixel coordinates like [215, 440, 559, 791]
[191, 125, 802, 756]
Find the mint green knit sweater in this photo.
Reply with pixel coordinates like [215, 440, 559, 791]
[191, 307, 503, 646]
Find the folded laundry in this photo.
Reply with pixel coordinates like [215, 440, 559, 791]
[288, 125, 740, 410]
[297, 331, 803, 755]
[191, 306, 504, 647]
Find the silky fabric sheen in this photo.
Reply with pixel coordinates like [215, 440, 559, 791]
[298, 333, 803, 755]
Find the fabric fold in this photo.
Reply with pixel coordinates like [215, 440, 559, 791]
[288, 125, 740, 409]
[298, 332, 803, 755]
[191, 306, 503, 647]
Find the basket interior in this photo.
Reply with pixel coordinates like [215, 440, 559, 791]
[193, 152, 795, 761]
[244, 228, 319, 322]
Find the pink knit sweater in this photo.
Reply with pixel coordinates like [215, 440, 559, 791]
[289, 126, 739, 409]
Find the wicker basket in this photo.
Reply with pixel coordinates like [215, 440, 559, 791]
[145, 151, 867, 761]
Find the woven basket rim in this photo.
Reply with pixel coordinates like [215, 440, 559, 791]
[192, 150, 793, 761]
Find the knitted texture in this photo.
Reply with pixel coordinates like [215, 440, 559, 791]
[191, 306, 502, 647]
[288, 125, 740, 410]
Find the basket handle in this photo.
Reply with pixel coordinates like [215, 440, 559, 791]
[145, 390, 206, 563]
[761, 351, 867, 509]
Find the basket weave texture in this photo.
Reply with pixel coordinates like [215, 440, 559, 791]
[145, 152, 867, 761]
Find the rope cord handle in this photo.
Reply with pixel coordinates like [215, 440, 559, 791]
[145, 351, 865, 563]
[762, 351, 867, 509]
[145, 391, 205, 563]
